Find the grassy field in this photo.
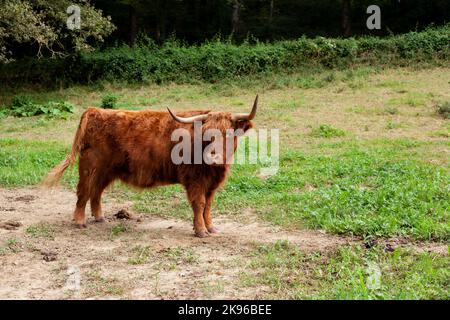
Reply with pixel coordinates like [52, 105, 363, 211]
[0, 65, 449, 299]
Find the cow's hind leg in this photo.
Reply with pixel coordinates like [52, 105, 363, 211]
[74, 166, 90, 228]
[186, 186, 207, 238]
[90, 173, 113, 223]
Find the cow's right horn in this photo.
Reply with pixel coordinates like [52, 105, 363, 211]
[167, 108, 209, 124]
[232, 95, 258, 121]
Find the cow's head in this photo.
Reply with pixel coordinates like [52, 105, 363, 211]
[168, 95, 258, 165]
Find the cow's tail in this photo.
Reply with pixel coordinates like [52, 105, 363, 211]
[42, 109, 90, 187]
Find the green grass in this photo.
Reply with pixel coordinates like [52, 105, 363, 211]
[0, 66, 448, 299]
[26, 223, 55, 239]
[387, 92, 429, 108]
[386, 120, 402, 130]
[384, 107, 399, 115]
[0, 67, 448, 242]
[256, 142, 449, 241]
[109, 223, 128, 239]
[0, 238, 21, 254]
[164, 246, 199, 264]
[84, 270, 125, 297]
[128, 245, 152, 265]
[430, 123, 450, 138]
[310, 124, 346, 138]
[0, 138, 76, 187]
[153, 246, 199, 271]
[242, 240, 450, 299]
[123, 139, 449, 240]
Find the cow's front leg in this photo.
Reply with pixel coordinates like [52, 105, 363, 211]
[204, 190, 219, 234]
[187, 188, 207, 237]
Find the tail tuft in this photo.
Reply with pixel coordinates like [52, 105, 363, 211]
[42, 156, 72, 187]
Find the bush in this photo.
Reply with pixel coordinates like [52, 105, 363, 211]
[0, 24, 448, 87]
[1, 96, 75, 119]
[436, 101, 450, 119]
[101, 93, 118, 109]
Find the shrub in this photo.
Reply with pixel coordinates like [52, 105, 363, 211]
[2, 96, 74, 119]
[436, 101, 450, 119]
[101, 93, 119, 109]
[10, 95, 36, 116]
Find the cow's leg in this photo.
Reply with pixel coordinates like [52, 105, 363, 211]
[90, 188, 106, 223]
[74, 166, 90, 228]
[203, 189, 219, 234]
[90, 174, 113, 223]
[186, 187, 208, 238]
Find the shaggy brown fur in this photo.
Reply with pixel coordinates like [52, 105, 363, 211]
[44, 107, 255, 237]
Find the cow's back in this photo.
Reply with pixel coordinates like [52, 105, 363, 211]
[80, 107, 208, 188]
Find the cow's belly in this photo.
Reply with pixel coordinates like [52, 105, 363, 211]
[117, 164, 179, 189]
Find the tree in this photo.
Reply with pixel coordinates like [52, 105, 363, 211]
[341, 0, 352, 37]
[0, 0, 115, 62]
[231, 0, 242, 34]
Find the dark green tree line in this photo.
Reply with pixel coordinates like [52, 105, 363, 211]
[0, 0, 448, 60]
[93, 0, 449, 45]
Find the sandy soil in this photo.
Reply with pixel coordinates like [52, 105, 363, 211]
[0, 187, 447, 299]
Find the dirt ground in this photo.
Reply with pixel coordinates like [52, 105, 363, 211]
[0, 187, 447, 299]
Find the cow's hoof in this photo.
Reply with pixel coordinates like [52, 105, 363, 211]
[195, 230, 209, 238]
[207, 226, 219, 234]
[76, 223, 87, 229]
[95, 217, 106, 223]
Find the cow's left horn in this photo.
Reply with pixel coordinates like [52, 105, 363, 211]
[167, 108, 209, 124]
[232, 95, 258, 121]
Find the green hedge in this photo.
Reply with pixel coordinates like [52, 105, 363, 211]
[1, 24, 449, 86]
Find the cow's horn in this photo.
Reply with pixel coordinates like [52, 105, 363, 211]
[232, 95, 258, 121]
[167, 108, 209, 123]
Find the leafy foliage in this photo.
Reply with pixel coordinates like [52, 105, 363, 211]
[1, 95, 75, 118]
[0, 0, 115, 62]
[1, 24, 448, 87]
[101, 93, 118, 109]
[436, 101, 450, 119]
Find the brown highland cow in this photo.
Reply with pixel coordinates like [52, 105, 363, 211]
[44, 96, 258, 237]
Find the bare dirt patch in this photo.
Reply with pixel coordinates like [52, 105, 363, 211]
[0, 187, 447, 299]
